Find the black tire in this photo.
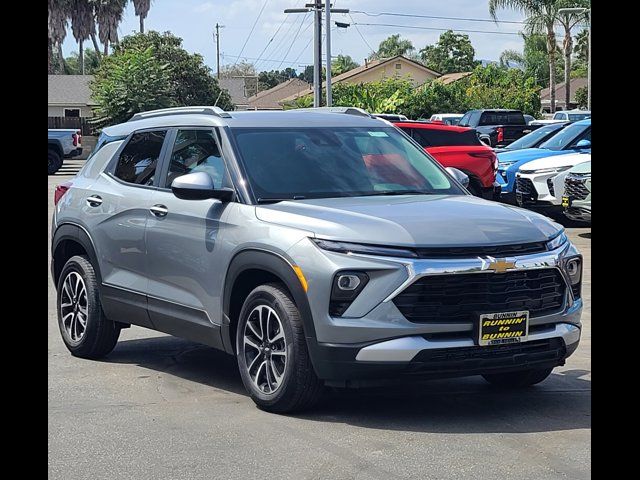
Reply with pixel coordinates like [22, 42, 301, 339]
[48, 149, 63, 175]
[482, 367, 553, 388]
[236, 283, 324, 413]
[57, 255, 121, 359]
[467, 180, 483, 197]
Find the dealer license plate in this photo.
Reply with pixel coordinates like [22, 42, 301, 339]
[479, 311, 529, 346]
[561, 195, 571, 208]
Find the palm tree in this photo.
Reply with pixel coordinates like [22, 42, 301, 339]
[332, 55, 359, 76]
[94, 0, 128, 56]
[48, 0, 71, 73]
[370, 34, 415, 60]
[489, 0, 562, 113]
[557, 1, 590, 108]
[133, 0, 151, 33]
[70, 0, 96, 74]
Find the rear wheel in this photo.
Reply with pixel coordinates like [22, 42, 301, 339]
[236, 283, 323, 413]
[57, 255, 121, 359]
[482, 367, 553, 388]
[48, 149, 63, 175]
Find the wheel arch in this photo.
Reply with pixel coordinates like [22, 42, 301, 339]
[52, 223, 102, 288]
[221, 249, 317, 355]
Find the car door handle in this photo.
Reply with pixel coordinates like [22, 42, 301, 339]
[149, 204, 168, 217]
[86, 195, 103, 207]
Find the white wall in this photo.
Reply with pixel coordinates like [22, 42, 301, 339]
[48, 105, 94, 117]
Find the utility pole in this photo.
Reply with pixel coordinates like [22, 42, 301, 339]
[325, 2, 332, 106]
[215, 23, 222, 79]
[587, 14, 591, 110]
[284, 2, 349, 108]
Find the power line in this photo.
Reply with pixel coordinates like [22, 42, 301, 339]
[348, 13, 375, 54]
[267, 14, 307, 68]
[353, 22, 522, 36]
[232, 0, 270, 67]
[253, 19, 294, 71]
[277, 13, 310, 70]
[351, 10, 526, 25]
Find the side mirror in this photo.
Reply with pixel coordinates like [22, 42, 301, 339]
[575, 139, 591, 149]
[446, 167, 470, 188]
[171, 171, 234, 202]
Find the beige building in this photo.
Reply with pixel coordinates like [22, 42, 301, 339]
[279, 55, 441, 105]
[48, 75, 96, 117]
[247, 78, 311, 110]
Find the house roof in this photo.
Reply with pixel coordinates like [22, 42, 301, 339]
[48, 75, 96, 105]
[435, 72, 472, 84]
[279, 55, 441, 104]
[248, 78, 311, 109]
[540, 77, 587, 103]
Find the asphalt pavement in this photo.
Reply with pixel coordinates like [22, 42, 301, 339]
[48, 161, 591, 480]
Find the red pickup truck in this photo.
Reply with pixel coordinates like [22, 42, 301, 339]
[394, 121, 499, 199]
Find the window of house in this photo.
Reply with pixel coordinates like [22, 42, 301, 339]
[395, 63, 402, 69]
[64, 108, 80, 118]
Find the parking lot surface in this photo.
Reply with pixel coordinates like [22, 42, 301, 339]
[48, 162, 591, 480]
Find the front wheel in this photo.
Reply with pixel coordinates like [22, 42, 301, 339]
[236, 283, 323, 413]
[482, 367, 553, 388]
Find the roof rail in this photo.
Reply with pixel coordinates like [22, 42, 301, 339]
[291, 106, 372, 118]
[128, 106, 232, 122]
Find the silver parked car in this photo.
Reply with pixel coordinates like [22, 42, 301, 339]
[563, 161, 591, 223]
[51, 107, 583, 412]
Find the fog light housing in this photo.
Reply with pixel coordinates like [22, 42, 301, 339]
[563, 255, 582, 299]
[330, 271, 369, 316]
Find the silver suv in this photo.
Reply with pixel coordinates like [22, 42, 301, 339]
[51, 107, 583, 412]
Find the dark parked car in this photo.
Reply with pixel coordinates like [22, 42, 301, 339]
[458, 109, 541, 148]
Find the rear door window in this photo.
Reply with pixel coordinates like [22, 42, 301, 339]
[411, 128, 482, 147]
[113, 130, 167, 186]
[479, 111, 525, 125]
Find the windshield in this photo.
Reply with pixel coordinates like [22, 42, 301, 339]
[538, 122, 590, 151]
[231, 127, 464, 201]
[505, 123, 566, 150]
[568, 113, 590, 121]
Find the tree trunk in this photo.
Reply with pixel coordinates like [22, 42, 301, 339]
[547, 29, 556, 113]
[103, 39, 109, 57]
[140, 16, 144, 33]
[91, 32, 102, 61]
[57, 43, 67, 74]
[79, 39, 85, 75]
[564, 33, 572, 110]
[48, 37, 54, 74]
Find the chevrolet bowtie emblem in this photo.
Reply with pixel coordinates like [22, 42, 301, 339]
[487, 259, 516, 273]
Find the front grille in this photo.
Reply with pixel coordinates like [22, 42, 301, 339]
[564, 175, 589, 200]
[415, 242, 547, 258]
[393, 269, 566, 324]
[547, 178, 555, 197]
[516, 177, 536, 198]
[410, 338, 566, 373]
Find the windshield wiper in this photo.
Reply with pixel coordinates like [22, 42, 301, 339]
[257, 196, 306, 204]
[360, 190, 433, 197]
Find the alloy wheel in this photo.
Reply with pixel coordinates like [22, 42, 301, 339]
[243, 305, 287, 394]
[60, 271, 88, 344]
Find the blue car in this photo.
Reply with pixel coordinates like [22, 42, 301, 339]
[497, 119, 591, 202]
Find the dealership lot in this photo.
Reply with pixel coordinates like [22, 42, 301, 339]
[48, 163, 590, 480]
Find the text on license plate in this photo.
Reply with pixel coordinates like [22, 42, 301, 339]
[479, 311, 529, 346]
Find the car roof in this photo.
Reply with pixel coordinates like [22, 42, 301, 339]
[393, 121, 471, 132]
[102, 109, 390, 137]
[572, 118, 591, 126]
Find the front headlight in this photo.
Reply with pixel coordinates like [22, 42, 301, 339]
[546, 231, 568, 250]
[311, 238, 418, 258]
[520, 166, 572, 175]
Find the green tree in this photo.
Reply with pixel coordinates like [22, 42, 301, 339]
[258, 68, 298, 91]
[490, 0, 566, 112]
[400, 81, 469, 119]
[419, 30, 479, 74]
[70, 0, 96, 74]
[331, 55, 359, 76]
[557, 1, 590, 109]
[574, 85, 588, 109]
[91, 45, 172, 125]
[500, 33, 562, 88]
[333, 78, 414, 113]
[48, 0, 71, 73]
[94, 0, 128, 56]
[92, 31, 232, 125]
[370, 34, 415, 60]
[574, 29, 588, 62]
[133, 0, 151, 33]
[63, 49, 102, 74]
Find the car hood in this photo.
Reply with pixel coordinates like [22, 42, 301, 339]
[569, 161, 591, 174]
[255, 195, 561, 247]
[498, 148, 576, 169]
[520, 152, 591, 171]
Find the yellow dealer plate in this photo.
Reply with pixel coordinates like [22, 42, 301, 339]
[479, 311, 529, 346]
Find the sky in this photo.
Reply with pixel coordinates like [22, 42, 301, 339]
[61, 0, 580, 74]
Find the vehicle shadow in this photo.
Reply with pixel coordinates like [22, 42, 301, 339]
[579, 232, 591, 239]
[107, 336, 591, 434]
